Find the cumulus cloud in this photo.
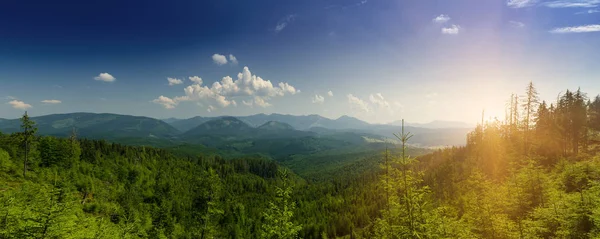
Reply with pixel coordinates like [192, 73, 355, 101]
[167, 77, 183, 86]
[507, 0, 538, 8]
[544, 0, 600, 8]
[152, 96, 177, 109]
[327, 91, 333, 97]
[369, 93, 390, 109]
[549, 24, 600, 33]
[41, 100, 61, 104]
[510, 21, 526, 28]
[4, 96, 16, 100]
[189, 76, 203, 84]
[347, 94, 369, 112]
[275, 14, 297, 33]
[153, 67, 298, 110]
[94, 73, 116, 82]
[212, 54, 228, 65]
[229, 54, 238, 64]
[432, 14, 451, 23]
[312, 94, 325, 104]
[8, 100, 32, 110]
[441, 25, 461, 34]
[252, 96, 272, 108]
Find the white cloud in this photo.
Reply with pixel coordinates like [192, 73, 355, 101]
[41, 99, 61, 104]
[167, 77, 183, 86]
[347, 94, 369, 112]
[242, 100, 253, 107]
[275, 14, 297, 33]
[544, 0, 600, 8]
[253, 96, 272, 108]
[189, 76, 203, 84]
[369, 93, 390, 109]
[212, 54, 228, 65]
[327, 91, 333, 97]
[4, 96, 16, 100]
[153, 67, 298, 110]
[207, 105, 216, 112]
[577, 8, 600, 13]
[8, 100, 32, 110]
[507, 0, 538, 8]
[509, 21, 526, 28]
[152, 96, 177, 109]
[229, 54, 238, 65]
[312, 94, 325, 104]
[441, 25, 461, 34]
[94, 73, 116, 82]
[432, 14, 451, 23]
[549, 24, 600, 33]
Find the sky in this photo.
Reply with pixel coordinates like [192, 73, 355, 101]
[1, 0, 599, 124]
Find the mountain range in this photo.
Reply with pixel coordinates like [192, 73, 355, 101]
[0, 113, 180, 139]
[0, 112, 474, 150]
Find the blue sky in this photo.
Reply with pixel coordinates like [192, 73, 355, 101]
[1, 0, 599, 124]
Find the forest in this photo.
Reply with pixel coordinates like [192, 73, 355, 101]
[2, 82, 600, 238]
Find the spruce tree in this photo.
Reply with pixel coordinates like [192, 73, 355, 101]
[19, 111, 37, 178]
[521, 81, 539, 154]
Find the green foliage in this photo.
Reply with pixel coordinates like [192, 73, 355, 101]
[3, 83, 600, 238]
[261, 169, 302, 239]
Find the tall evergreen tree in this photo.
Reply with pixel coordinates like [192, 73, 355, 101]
[19, 111, 37, 178]
[261, 169, 301, 239]
[589, 95, 600, 132]
[521, 81, 539, 154]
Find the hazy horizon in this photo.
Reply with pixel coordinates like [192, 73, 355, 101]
[0, 110, 478, 127]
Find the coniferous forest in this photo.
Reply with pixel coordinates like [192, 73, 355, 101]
[2, 82, 600, 238]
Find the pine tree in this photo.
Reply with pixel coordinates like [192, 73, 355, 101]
[19, 111, 37, 178]
[201, 168, 224, 239]
[589, 95, 600, 132]
[522, 81, 539, 154]
[261, 169, 301, 239]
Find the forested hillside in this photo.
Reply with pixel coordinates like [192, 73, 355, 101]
[2, 83, 600, 238]
[364, 83, 600, 238]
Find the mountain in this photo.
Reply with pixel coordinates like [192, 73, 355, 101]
[239, 113, 333, 130]
[257, 121, 296, 131]
[330, 115, 370, 129]
[182, 116, 254, 137]
[161, 117, 182, 124]
[391, 120, 474, 129]
[168, 113, 372, 132]
[0, 113, 180, 139]
[168, 116, 215, 132]
[255, 121, 315, 139]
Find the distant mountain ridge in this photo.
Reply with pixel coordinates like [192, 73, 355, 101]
[183, 117, 254, 137]
[0, 112, 471, 147]
[0, 112, 180, 139]
[167, 113, 371, 132]
[257, 121, 295, 131]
